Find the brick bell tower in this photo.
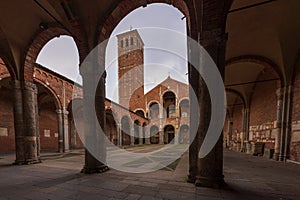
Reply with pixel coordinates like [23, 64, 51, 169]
[117, 29, 144, 108]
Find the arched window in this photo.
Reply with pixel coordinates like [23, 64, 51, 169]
[126, 38, 129, 47]
[130, 37, 134, 45]
[121, 40, 124, 48]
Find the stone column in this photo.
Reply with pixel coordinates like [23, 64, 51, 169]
[274, 88, 283, 160]
[226, 121, 233, 148]
[14, 81, 40, 164]
[159, 128, 164, 144]
[195, 29, 227, 188]
[81, 56, 108, 173]
[241, 108, 250, 152]
[187, 36, 201, 183]
[283, 86, 292, 161]
[117, 123, 122, 146]
[279, 86, 292, 161]
[70, 120, 76, 149]
[130, 127, 135, 146]
[56, 109, 64, 153]
[62, 110, 69, 151]
[139, 126, 143, 145]
[12, 80, 25, 164]
[145, 126, 151, 145]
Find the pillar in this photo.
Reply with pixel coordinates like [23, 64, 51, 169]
[279, 86, 292, 161]
[130, 127, 135, 146]
[14, 81, 40, 164]
[159, 129, 164, 144]
[63, 110, 69, 151]
[195, 29, 227, 188]
[70, 120, 76, 149]
[241, 108, 250, 152]
[81, 57, 108, 173]
[274, 88, 283, 160]
[226, 121, 233, 148]
[117, 123, 122, 146]
[12, 80, 25, 164]
[145, 126, 151, 145]
[139, 126, 143, 145]
[56, 109, 64, 153]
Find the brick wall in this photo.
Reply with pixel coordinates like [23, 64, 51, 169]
[231, 104, 243, 143]
[291, 65, 300, 161]
[0, 85, 15, 153]
[249, 68, 279, 146]
[39, 103, 59, 151]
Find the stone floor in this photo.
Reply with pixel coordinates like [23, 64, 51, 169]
[0, 146, 300, 200]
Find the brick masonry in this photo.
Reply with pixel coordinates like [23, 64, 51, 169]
[291, 63, 300, 161]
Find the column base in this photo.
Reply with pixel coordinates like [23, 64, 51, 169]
[195, 175, 225, 188]
[13, 159, 41, 165]
[273, 153, 279, 161]
[81, 164, 109, 174]
[187, 174, 196, 184]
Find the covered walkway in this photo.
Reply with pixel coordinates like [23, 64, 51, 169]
[0, 147, 299, 199]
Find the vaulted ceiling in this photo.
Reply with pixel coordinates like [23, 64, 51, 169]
[0, 0, 299, 107]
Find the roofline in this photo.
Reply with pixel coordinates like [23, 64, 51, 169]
[35, 63, 82, 87]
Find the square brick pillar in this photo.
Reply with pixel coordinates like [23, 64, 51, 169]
[194, 29, 228, 188]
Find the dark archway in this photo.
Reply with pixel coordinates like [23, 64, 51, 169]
[163, 92, 176, 118]
[106, 110, 118, 145]
[134, 120, 140, 145]
[121, 116, 131, 146]
[36, 82, 61, 151]
[150, 125, 159, 144]
[164, 125, 175, 144]
[149, 102, 159, 119]
[179, 125, 189, 144]
[142, 122, 147, 144]
[135, 110, 145, 118]
[179, 99, 190, 117]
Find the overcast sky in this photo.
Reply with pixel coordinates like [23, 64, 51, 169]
[37, 3, 188, 102]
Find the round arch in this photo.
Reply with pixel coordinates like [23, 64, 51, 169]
[163, 91, 177, 118]
[34, 78, 62, 110]
[22, 25, 86, 82]
[97, 0, 197, 43]
[226, 55, 284, 87]
[150, 125, 159, 144]
[163, 124, 175, 144]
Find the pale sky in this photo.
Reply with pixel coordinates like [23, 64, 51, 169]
[37, 3, 188, 102]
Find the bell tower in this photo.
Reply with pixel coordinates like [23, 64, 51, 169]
[117, 29, 144, 107]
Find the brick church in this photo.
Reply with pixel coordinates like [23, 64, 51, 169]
[106, 29, 190, 146]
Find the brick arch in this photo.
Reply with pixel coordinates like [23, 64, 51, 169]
[97, 0, 197, 43]
[23, 24, 87, 82]
[226, 55, 284, 87]
[105, 108, 120, 124]
[34, 79, 62, 110]
[179, 97, 189, 105]
[0, 57, 17, 80]
[148, 100, 160, 108]
[162, 90, 178, 102]
[225, 88, 246, 108]
[133, 109, 146, 118]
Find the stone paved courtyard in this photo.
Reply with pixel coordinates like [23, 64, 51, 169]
[0, 146, 300, 200]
